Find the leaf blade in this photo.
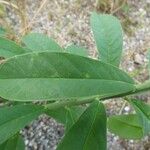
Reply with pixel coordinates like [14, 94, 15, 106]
[0, 37, 28, 58]
[0, 52, 135, 101]
[66, 44, 88, 57]
[108, 114, 143, 139]
[0, 104, 43, 144]
[57, 101, 107, 150]
[0, 134, 25, 150]
[130, 99, 150, 135]
[22, 33, 62, 52]
[90, 12, 123, 67]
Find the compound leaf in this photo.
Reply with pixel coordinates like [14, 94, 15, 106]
[22, 33, 62, 52]
[0, 52, 135, 101]
[57, 101, 107, 150]
[90, 12, 123, 67]
[108, 114, 143, 139]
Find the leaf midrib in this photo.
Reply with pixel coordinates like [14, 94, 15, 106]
[83, 102, 101, 150]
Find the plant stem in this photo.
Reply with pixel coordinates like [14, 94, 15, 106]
[44, 80, 150, 110]
[44, 98, 93, 110]
[134, 80, 150, 94]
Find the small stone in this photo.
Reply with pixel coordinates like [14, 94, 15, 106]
[124, 106, 130, 112]
[134, 54, 143, 64]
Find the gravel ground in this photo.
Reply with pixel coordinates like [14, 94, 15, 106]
[2, 0, 150, 149]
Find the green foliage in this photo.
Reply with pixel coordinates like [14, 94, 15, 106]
[66, 44, 88, 57]
[0, 134, 24, 150]
[22, 33, 62, 52]
[0, 104, 44, 144]
[108, 114, 143, 139]
[0, 52, 134, 101]
[57, 101, 107, 150]
[130, 99, 150, 135]
[0, 12, 149, 149]
[0, 37, 28, 58]
[90, 12, 123, 67]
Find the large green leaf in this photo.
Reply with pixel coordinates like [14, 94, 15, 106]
[90, 12, 123, 67]
[0, 37, 28, 58]
[0, 104, 43, 144]
[0, 134, 25, 150]
[22, 33, 62, 52]
[0, 52, 135, 101]
[66, 44, 88, 57]
[108, 114, 143, 139]
[130, 99, 150, 135]
[57, 101, 107, 150]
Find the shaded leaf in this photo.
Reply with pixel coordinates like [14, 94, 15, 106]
[65, 106, 86, 131]
[0, 104, 43, 144]
[108, 114, 143, 139]
[0, 52, 135, 101]
[66, 44, 88, 57]
[57, 101, 107, 150]
[0, 37, 28, 58]
[46, 105, 85, 129]
[130, 99, 150, 135]
[90, 12, 123, 67]
[22, 33, 62, 52]
[0, 134, 25, 150]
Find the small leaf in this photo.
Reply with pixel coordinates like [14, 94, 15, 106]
[22, 33, 62, 52]
[90, 12, 123, 67]
[46, 106, 86, 130]
[0, 104, 43, 144]
[108, 114, 143, 139]
[65, 106, 86, 131]
[130, 99, 150, 135]
[66, 44, 88, 57]
[0, 52, 135, 101]
[0, 134, 25, 150]
[57, 101, 107, 150]
[0, 37, 28, 58]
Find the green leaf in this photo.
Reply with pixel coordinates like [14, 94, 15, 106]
[130, 99, 150, 135]
[0, 37, 28, 58]
[0, 104, 43, 144]
[22, 33, 62, 52]
[0, 52, 135, 101]
[90, 12, 123, 67]
[66, 44, 88, 57]
[108, 114, 143, 139]
[46, 106, 85, 129]
[57, 101, 107, 150]
[65, 106, 86, 131]
[0, 27, 6, 37]
[0, 134, 25, 150]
